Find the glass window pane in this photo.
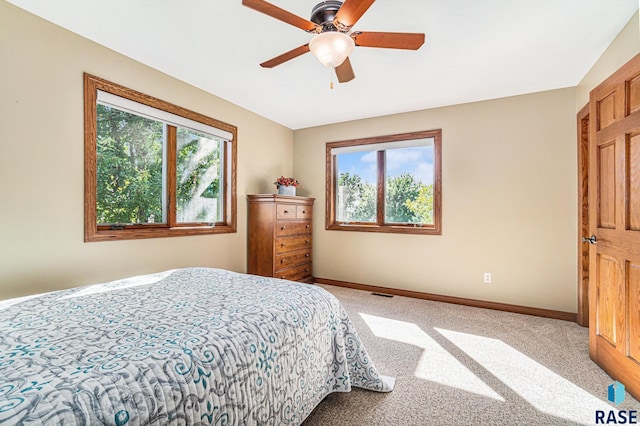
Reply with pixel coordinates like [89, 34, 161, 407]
[384, 145, 434, 224]
[176, 128, 223, 223]
[336, 151, 377, 222]
[96, 104, 164, 225]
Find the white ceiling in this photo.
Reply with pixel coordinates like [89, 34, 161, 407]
[7, 0, 638, 129]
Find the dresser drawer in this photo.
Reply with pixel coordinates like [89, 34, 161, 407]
[275, 262, 312, 281]
[276, 204, 313, 220]
[296, 205, 312, 219]
[276, 220, 311, 237]
[275, 249, 311, 269]
[276, 204, 297, 220]
[275, 235, 312, 253]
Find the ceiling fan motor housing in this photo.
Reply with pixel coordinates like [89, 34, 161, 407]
[310, 1, 343, 31]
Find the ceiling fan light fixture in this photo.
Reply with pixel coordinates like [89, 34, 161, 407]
[309, 31, 354, 68]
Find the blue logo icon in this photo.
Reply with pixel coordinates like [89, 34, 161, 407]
[608, 381, 625, 405]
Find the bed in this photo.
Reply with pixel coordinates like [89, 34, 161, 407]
[0, 267, 393, 425]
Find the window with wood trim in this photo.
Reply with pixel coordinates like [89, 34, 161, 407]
[84, 73, 237, 242]
[326, 130, 441, 235]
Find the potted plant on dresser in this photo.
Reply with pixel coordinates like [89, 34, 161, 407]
[274, 176, 299, 196]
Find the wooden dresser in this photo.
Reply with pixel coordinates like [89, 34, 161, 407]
[247, 194, 315, 283]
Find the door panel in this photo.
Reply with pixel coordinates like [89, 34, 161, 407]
[597, 92, 617, 129]
[628, 75, 640, 114]
[596, 254, 618, 346]
[628, 134, 640, 230]
[628, 262, 640, 363]
[597, 142, 616, 229]
[589, 52, 640, 401]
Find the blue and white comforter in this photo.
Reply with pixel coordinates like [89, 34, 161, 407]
[0, 268, 393, 425]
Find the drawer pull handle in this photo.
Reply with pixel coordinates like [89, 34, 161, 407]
[281, 243, 285, 247]
[305, 253, 310, 257]
[305, 268, 309, 272]
[305, 225, 310, 229]
[281, 226, 286, 230]
[302, 210, 306, 214]
[283, 210, 289, 214]
[305, 239, 309, 243]
[281, 276, 286, 279]
[280, 259, 285, 263]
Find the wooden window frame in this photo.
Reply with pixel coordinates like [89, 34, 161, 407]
[84, 73, 237, 242]
[325, 129, 442, 235]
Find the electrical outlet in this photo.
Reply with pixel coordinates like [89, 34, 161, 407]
[483, 272, 492, 284]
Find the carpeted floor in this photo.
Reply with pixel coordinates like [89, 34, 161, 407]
[303, 285, 640, 425]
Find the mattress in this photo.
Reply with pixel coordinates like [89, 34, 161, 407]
[0, 267, 393, 425]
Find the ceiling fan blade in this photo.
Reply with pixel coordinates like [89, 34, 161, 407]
[333, 0, 375, 30]
[335, 57, 355, 83]
[353, 31, 425, 50]
[242, 0, 320, 32]
[260, 44, 310, 68]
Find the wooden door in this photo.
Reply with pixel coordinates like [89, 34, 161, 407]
[577, 105, 590, 327]
[589, 53, 640, 400]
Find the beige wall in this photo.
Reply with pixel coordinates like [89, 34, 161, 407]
[0, 2, 293, 299]
[294, 88, 578, 312]
[293, 9, 640, 314]
[576, 11, 640, 110]
[2, 1, 637, 314]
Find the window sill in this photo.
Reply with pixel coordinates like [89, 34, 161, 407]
[326, 223, 441, 235]
[85, 223, 236, 242]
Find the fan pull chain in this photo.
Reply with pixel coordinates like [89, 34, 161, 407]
[330, 68, 334, 89]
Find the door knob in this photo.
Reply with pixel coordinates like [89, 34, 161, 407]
[582, 234, 597, 245]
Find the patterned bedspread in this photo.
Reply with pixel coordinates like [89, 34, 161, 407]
[0, 268, 393, 425]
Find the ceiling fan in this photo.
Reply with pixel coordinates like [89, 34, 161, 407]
[241, 0, 425, 83]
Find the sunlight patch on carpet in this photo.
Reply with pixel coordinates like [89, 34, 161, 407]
[360, 313, 504, 401]
[435, 328, 615, 425]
